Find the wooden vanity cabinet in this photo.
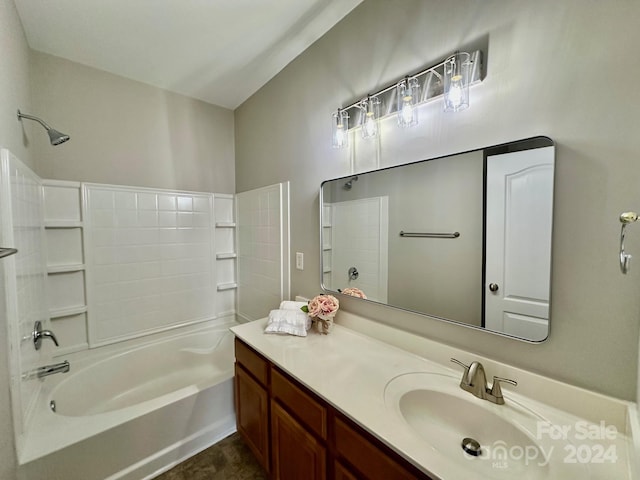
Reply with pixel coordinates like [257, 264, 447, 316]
[234, 340, 270, 473]
[234, 338, 432, 480]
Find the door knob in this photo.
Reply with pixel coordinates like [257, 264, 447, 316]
[489, 283, 499, 292]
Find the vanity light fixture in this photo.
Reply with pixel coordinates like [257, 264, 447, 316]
[360, 95, 380, 139]
[397, 76, 420, 127]
[330, 49, 483, 146]
[332, 108, 349, 148]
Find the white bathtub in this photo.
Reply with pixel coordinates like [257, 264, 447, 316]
[17, 321, 238, 480]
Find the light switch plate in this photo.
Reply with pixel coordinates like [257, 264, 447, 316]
[296, 252, 304, 270]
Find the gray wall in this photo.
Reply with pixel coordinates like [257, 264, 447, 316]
[235, 0, 640, 401]
[29, 51, 236, 193]
[0, 0, 31, 477]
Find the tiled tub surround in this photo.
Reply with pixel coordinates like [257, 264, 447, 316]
[84, 184, 218, 346]
[0, 151, 245, 478]
[231, 318, 636, 479]
[18, 321, 237, 479]
[236, 183, 290, 323]
[0, 149, 49, 456]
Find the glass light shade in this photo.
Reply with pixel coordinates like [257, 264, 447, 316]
[444, 52, 471, 112]
[332, 109, 349, 148]
[397, 77, 420, 127]
[361, 96, 380, 139]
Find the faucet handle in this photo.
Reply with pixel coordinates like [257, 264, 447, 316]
[450, 358, 470, 371]
[490, 376, 517, 403]
[32, 321, 60, 350]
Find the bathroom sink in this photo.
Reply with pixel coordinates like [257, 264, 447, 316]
[384, 372, 588, 479]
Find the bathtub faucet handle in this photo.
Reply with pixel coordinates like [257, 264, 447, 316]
[32, 320, 60, 350]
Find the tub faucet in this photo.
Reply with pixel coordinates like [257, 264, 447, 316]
[451, 358, 517, 405]
[35, 361, 70, 379]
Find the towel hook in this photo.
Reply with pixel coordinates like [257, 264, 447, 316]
[619, 211, 638, 274]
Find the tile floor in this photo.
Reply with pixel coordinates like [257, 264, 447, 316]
[153, 432, 268, 480]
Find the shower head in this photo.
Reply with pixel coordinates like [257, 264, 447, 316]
[17, 110, 70, 146]
[343, 176, 359, 190]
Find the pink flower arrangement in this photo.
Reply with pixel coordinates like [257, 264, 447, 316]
[341, 287, 367, 299]
[304, 294, 340, 320]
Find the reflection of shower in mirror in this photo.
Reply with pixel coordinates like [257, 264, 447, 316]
[343, 176, 358, 190]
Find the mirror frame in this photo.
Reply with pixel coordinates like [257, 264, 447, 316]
[319, 136, 555, 343]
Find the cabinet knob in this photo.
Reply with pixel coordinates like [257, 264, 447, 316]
[489, 283, 499, 292]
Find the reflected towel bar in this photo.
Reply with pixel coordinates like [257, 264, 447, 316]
[399, 231, 460, 238]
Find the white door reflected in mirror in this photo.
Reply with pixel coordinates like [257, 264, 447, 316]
[485, 147, 554, 341]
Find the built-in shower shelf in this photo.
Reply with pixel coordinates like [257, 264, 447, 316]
[45, 221, 83, 228]
[215, 222, 236, 228]
[216, 252, 237, 259]
[50, 305, 88, 319]
[47, 264, 85, 274]
[217, 282, 238, 291]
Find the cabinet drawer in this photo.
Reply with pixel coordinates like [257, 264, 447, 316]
[271, 367, 327, 440]
[333, 415, 428, 480]
[235, 338, 269, 386]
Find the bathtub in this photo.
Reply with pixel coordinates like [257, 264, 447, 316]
[17, 321, 238, 480]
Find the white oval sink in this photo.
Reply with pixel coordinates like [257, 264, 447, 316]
[384, 372, 588, 479]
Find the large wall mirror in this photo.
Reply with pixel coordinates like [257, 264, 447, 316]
[320, 137, 555, 342]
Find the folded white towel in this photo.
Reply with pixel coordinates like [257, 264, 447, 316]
[279, 300, 308, 311]
[264, 309, 311, 337]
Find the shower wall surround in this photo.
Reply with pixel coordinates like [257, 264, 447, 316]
[236, 183, 290, 322]
[84, 184, 218, 346]
[0, 149, 48, 455]
[44, 184, 241, 352]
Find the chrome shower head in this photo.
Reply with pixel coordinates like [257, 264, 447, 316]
[17, 110, 70, 146]
[47, 128, 70, 146]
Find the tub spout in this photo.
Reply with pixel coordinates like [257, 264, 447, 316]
[36, 361, 70, 378]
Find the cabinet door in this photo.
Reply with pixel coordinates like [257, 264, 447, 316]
[271, 400, 326, 480]
[235, 364, 270, 472]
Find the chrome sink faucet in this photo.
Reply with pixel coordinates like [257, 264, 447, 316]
[451, 358, 517, 405]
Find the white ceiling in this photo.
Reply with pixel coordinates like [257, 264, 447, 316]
[15, 0, 363, 109]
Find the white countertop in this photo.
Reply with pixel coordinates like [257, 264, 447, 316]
[231, 319, 634, 480]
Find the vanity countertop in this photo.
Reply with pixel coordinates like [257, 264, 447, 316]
[230, 319, 634, 480]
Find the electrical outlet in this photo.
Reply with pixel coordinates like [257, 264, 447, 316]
[296, 252, 304, 270]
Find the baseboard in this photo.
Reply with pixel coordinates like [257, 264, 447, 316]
[106, 414, 237, 480]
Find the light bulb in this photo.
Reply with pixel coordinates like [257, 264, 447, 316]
[447, 76, 463, 109]
[335, 124, 345, 147]
[360, 96, 380, 139]
[332, 109, 349, 148]
[397, 77, 419, 127]
[364, 113, 377, 137]
[444, 52, 470, 112]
